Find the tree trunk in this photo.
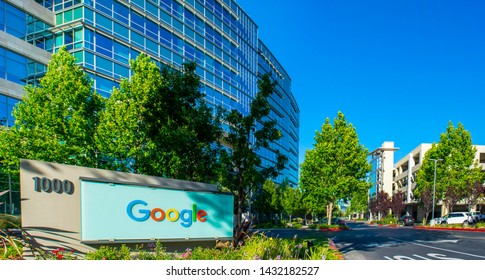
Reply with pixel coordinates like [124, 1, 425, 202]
[327, 202, 334, 226]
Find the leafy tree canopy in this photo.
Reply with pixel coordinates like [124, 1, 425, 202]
[0, 46, 103, 173]
[300, 111, 371, 224]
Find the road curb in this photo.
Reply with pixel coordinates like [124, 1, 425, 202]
[328, 238, 344, 260]
[414, 226, 485, 232]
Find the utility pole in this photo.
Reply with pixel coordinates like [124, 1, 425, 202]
[430, 158, 443, 221]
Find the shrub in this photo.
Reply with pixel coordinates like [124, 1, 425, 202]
[474, 222, 485, 229]
[80, 233, 341, 260]
[44, 248, 78, 260]
[0, 239, 23, 260]
[377, 214, 398, 225]
[85, 245, 131, 260]
[0, 214, 21, 229]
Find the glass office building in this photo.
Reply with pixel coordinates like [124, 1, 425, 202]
[0, 0, 299, 185]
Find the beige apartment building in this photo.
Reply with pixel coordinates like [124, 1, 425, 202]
[369, 142, 485, 221]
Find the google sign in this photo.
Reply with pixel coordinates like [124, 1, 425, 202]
[80, 180, 233, 241]
[126, 200, 207, 228]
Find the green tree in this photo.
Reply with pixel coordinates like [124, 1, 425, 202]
[415, 122, 484, 213]
[300, 111, 371, 225]
[281, 186, 303, 223]
[346, 190, 368, 219]
[97, 55, 223, 182]
[96, 53, 161, 173]
[253, 180, 280, 216]
[0, 46, 103, 173]
[144, 61, 224, 182]
[220, 73, 287, 240]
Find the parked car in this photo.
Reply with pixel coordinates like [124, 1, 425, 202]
[332, 218, 346, 226]
[317, 218, 346, 226]
[399, 215, 415, 226]
[441, 212, 474, 226]
[469, 211, 481, 223]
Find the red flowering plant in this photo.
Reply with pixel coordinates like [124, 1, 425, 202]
[49, 248, 78, 260]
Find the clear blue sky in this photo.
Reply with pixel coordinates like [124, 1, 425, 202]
[239, 0, 485, 163]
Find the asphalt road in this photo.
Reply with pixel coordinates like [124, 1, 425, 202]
[262, 221, 485, 260]
[333, 221, 485, 260]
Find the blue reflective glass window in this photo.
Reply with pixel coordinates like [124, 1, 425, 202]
[95, 1, 112, 16]
[173, 19, 183, 33]
[95, 76, 114, 98]
[185, 27, 194, 41]
[0, 50, 5, 78]
[131, 0, 144, 9]
[0, 3, 5, 31]
[172, 1, 182, 19]
[72, 51, 83, 63]
[146, 18, 158, 40]
[205, 41, 214, 54]
[131, 31, 144, 48]
[172, 34, 183, 54]
[113, 1, 129, 24]
[195, 33, 204, 47]
[84, 29, 94, 50]
[206, 71, 214, 84]
[160, 26, 171, 47]
[195, 16, 204, 33]
[146, 38, 158, 55]
[113, 41, 129, 64]
[184, 43, 194, 60]
[130, 49, 139, 60]
[6, 100, 17, 126]
[96, 13, 112, 32]
[64, 10, 73, 22]
[131, 11, 144, 33]
[146, 1, 158, 17]
[64, 30, 73, 45]
[160, 45, 171, 60]
[96, 55, 112, 76]
[6, 6, 26, 38]
[114, 22, 128, 40]
[195, 49, 204, 64]
[173, 53, 182, 66]
[214, 1, 222, 17]
[214, 47, 222, 58]
[195, 1, 204, 14]
[205, 24, 214, 41]
[84, 7, 94, 24]
[160, 0, 171, 12]
[114, 62, 129, 79]
[184, 8, 194, 26]
[96, 33, 113, 57]
[6, 51, 26, 85]
[185, 0, 194, 7]
[85, 51, 94, 68]
[160, 9, 171, 25]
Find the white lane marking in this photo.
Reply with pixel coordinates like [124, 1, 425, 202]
[384, 253, 461, 260]
[427, 253, 461, 260]
[412, 254, 432, 260]
[415, 239, 459, 244]
[390, 237, 485, 259]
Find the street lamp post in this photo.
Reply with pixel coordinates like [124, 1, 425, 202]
[430, 158, 443, 221]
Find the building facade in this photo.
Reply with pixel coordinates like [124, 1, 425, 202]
[368, 141, 398, 200]
[369, 141, 485, 221]
[0, 0, 299, 185]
